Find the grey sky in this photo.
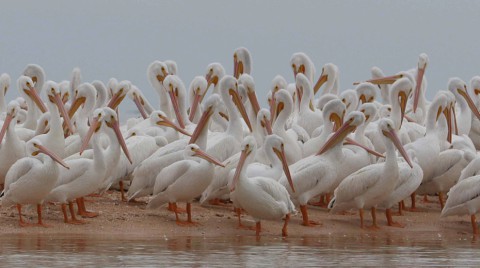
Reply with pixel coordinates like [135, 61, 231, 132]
[2, 0, 480, 119]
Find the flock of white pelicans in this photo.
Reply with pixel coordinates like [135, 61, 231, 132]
[1, 48, 480, 237]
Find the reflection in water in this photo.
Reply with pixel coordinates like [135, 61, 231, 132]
[1, 233, 479, 267]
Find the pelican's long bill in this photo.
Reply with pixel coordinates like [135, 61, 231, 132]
[247, 90, 261, 116]
[189, 90, 202, 122]
[353, 74, 403, 86]
[0, 113, 13, 144]
[413, 66, 426, 113]
[133, 95, 148, 120]
[261, 116, 273, 135]
[398, 91, 408, 128]
[230, 147, 250, 192]
[193, 148, 225, 168]
[229, 88, 253, 132]
[107, 89, 126, 110]
[273, 146, 295, 193]
[313, 73, 327, 95]
[458, 87, 480, 121]
[156, 117, 192, 137]
[168, 88, 185, 129]
[35, 144, 69, 169]
[317, 118, 356, 155]
[80, 117, 100, 155]
[106, 118, 133, 164]
[68, 96, 86, 118]
[52, 92, 74, 135]
[25, 84, 48, 113]
[344, 137, 385, 158]
[382, 129, 413, 168]
[189, 106, 213, 144]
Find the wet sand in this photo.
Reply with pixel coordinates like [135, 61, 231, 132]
[0, 191, 476, 241]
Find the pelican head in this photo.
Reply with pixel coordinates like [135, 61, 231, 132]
[323, 99, 346, 131]
[22, 64, 45, 91]
[339, 89, 358, 113]
[390, 77, 413, 128]
[163, 75, 187, 129]
[107, 80, 130, 110]
[233, 47, 252, 79]
[205, 63, 226, 90]
[230, 136, 257, 192]
[358, 103, 378, 124]
[318, 111, 365, 155]
[356, 82, 377, 105]
[17, 75, 47, 113]
[165, 60, 178, 75]
[256, 108, 273, 135]
[272, 89, 293, 124]
[239, 73, 260, 115]
[147, 61, 169, 89]
[290, 52, 314, 82]
[314, 63, 338, 95]
[69, 82, 96, 118]
[448, 77, 480, 120]
[150, 110, 191, 137]
[44, 81, 74, 134]
[219, 75, 252, 132]
[413, 53, 429, 112]
[189, 94, 222, 144]
[378, 118, 413, 168]
[184, 144, 225, 167]
[27, 139, 69, 169]
[1, 73, 11, 96]
[0, 101, 21, 143]
[188, 76, 208, 121]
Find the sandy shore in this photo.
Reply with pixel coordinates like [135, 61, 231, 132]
[0, 190, 476, 241]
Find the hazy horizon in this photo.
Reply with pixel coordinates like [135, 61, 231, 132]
[2, 0, 480, 119]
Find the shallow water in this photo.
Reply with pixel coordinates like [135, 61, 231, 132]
[1, 233, 479, 267]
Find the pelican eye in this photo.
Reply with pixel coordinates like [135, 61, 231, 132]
[98, 113, 101, 117]
[361, 109, 365, 113]
[387, 107, 391, 111]
[161, 67, 165, 71]
[131, 132, 136, 136]
[51, 88, 55, 93]
[210, 68, 213, 72]
[110, 115, 114, 120]
[191, 147, 195, 151]
[291, 64, 295, 69]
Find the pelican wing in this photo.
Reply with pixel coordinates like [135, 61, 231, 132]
[334, 163, 382, 203]
[253, 176, 291, 202]
[153, 160, 195, 194]
[55, 159, 92, 186]
[3, 158, 37, 193]
[430, 149, 462, 178]
[444, 175, 480, 209]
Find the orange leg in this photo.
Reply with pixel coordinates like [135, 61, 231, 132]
[69, 202, 86, 224]
[255, 221, 262, 237]
[438, 192, 445, 209]
[368, 207, 380, 230]
[309, 195, 326, 207]
[36, 204, 51, 227]
[168, 202, 186, 213]
[119, 181, 127, 202]
[76, 197, 99, 218]
[471, 215, 478, 236]
[17, 204, 31, 227]
[359, 208, 364, 229]
[208, 198, 230, 207]
[235, 207, 255, 230]
[300, 205, 321, 226]
[61, 204, 69, 223]
[386, 208, 405, 228]
[282, 214, 290, 237]
[185, 203, 199, 225]
[406, 193, 423, 212]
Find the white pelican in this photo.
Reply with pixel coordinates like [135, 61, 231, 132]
[17, 76, 47, 134]
[69, 67, 82, 101]
[233, 47, 252, 79]
[1, 139, 69, 227]
[92, 80, 108, 110]
[380, 150, 423, 227]
[205, 62, 225, 96]
[314, 63, 339, 96]
[229, 136, 296, 237]
[238, 74, 261, 127]
[441, 175, 480, 235]
[64, 83, 97, 157]
[47, 106, 132, 223]
[21, 64, 46, 130]
[294, 73, 323, 136]
[272, 89, 303, 164]
[147, 144, 224, 225]
[448, 77, 480, 136]
[0, 101, 26, 189]
[303, 99, 345, 157]
[0, 73, 10, 115]
[35, 81, 74, 158]
[281, 112, 366, 226]
[128, 84, 155, 120]
[339, 89, 358, 115]
[200, 134, 291, 206]
[371, 66, 390, 104]
[328, 118, 413, 229]
[468, 76, 480, 149]
[147, 61, 171, 118]
[127, 95, 220, 201]
[188, 76, 208, 123]
[290, 52, 315, 84]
